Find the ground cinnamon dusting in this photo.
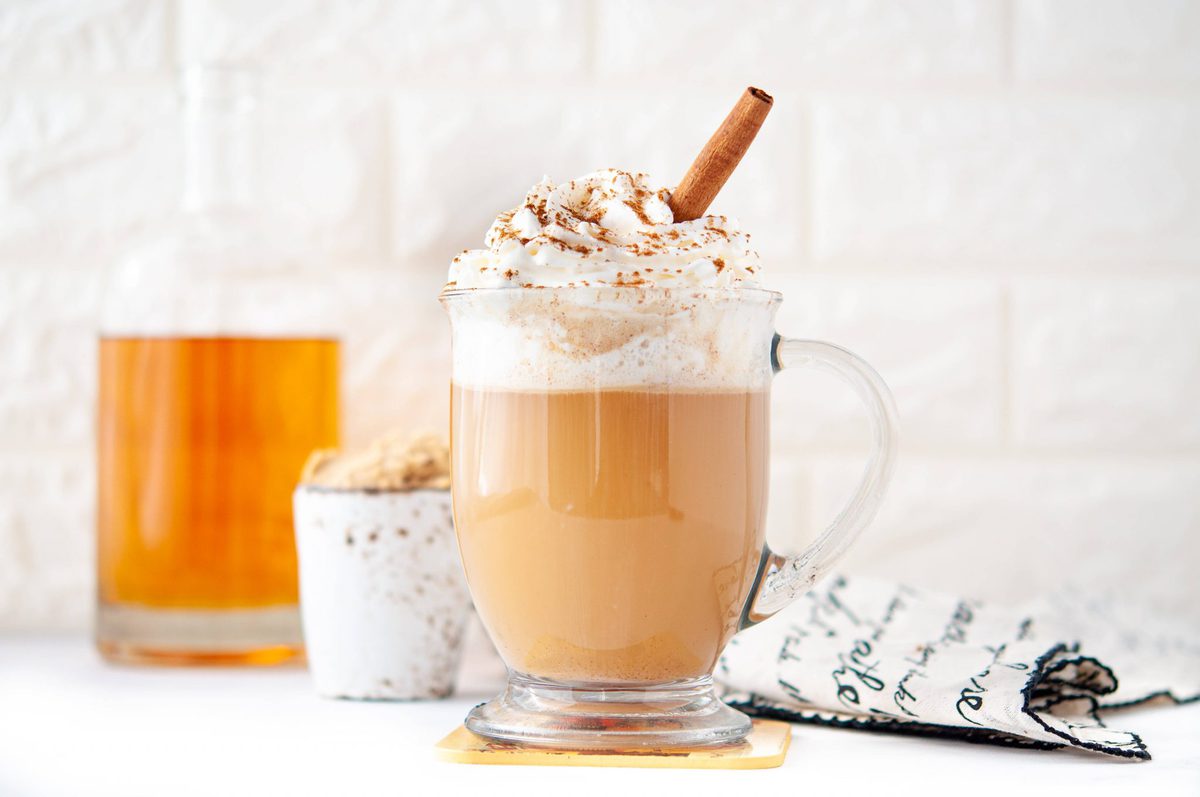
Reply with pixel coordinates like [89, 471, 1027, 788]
[624, 198, 652, 225]
[574, 202, 603, 226]
[562, 241, 595, 256]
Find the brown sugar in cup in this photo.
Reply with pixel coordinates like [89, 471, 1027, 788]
[293, 434, 470, 700]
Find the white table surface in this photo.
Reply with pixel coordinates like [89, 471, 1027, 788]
[1, 634, 1197, 797]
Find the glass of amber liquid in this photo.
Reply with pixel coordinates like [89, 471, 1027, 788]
[443, 286, 897, 748]
[96, 67, 339, 665]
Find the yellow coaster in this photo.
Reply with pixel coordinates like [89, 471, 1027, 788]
[434, 719, 791, 770]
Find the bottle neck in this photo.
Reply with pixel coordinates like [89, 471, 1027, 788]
[181, 70, 259, 215]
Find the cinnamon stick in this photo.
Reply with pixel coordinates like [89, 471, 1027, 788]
[668, 87, 773, 222]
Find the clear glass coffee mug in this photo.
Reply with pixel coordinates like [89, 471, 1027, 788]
[442, 286, 897, 749]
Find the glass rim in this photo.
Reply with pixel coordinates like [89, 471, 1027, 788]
[438, 284, 783, 303]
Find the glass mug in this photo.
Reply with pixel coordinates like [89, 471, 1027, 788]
[442, 286, 897, 748]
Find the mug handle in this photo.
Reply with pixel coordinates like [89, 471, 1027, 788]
[740, 334, 899, 627]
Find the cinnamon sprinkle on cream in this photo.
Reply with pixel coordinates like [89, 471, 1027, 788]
[444, 169, 762, 290]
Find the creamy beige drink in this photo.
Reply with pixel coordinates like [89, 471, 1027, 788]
[444, 169, 771, 686]
[453, 386, 767, 684]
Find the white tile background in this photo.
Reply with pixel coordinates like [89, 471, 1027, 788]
[2, 0, 1198, 629]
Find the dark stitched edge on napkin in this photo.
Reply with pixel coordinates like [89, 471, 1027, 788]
[724, 695, 1063, 750]
[1101, 690, 1200, 711]
[1019, 644, 1149, 760]
[727, 640, 1161, 760]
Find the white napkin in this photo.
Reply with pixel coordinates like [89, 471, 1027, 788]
[717, 575, 1199, 760]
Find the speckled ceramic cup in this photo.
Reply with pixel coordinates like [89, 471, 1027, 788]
[293, 487, 472, 700]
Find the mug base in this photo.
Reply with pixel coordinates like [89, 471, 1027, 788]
[465, 673, 752, 750]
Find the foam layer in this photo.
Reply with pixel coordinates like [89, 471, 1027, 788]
[446, 170, 762, 290]
[442, 287, 778, 391]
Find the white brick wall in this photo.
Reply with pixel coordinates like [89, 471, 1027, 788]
[0, 0, 169, 74]
[0, 88, 177, 262]
[1013, 280, 1200, 450]
[1014, 0, 1200, 82]
[813, 97, 1200, 266]
[180, 0, 589, 81]
[2, 0, 1198, 630]
[595, 1, 1006, 85]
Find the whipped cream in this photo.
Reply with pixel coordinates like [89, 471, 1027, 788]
[446, 169, 761, 290]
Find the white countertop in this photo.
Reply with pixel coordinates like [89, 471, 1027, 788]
[1, 635, 1197, 797]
